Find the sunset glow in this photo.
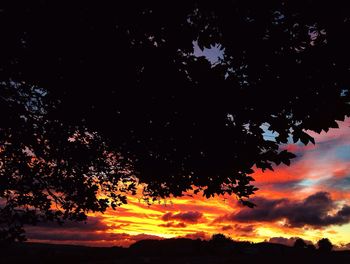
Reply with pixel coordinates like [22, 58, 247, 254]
[26, 118, 350, 249]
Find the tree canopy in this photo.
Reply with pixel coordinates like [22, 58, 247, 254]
[317, 238, 333, 252]
[293, 238, 307, 250]
[1, 1, 350, 241]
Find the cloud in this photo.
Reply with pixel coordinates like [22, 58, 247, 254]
[182, 231, 210, 240]
[161, 211, 203, 224]
[110, 223, 130, 229]
[159, 222, 187, 228]
[25, 216, 117, 242]
[215, 192, 350, 228]
[263, 179, 305, 191]
[25, 216, 163, 247]
[220, 224, 255, 235]
[233, 224, 256, 234]
[26, 216, 110, 232]
[221, 225, 233, 231]
[27, 228, 163, 247]
[322, 175, 350, 191]
[27, 231, 125, 242]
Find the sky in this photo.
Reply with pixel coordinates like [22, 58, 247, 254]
[26, 118, 350, 249]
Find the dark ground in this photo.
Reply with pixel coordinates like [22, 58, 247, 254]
[0, 239, 349, 264]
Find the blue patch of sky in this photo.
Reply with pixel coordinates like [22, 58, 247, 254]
[334, 145, 350, 161]
[340, 88, 349, 97]
[297, 178, 321, 188]
[260, 122, 279, 142]
[193, 41, 224, 65]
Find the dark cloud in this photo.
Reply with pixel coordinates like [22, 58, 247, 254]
[233, 224, 255, 234]
[269, 175, 350, 192]
[27, 228, 162, 244]
[215, 192, 350, 228]
[161, 211, 203, 224]
[221, 225, 233, 231]
[220, 224, 256, 236]
[262, 180, 304, 191]
[262, 173, 350, 193]
[25, 216, 116, 242]
[25, 216, 111, 241]
[323, 176, 350, 191]
[27, 231, 125, 241]
[25, 216, 162, 246]
[213, 197, 286, 224]
[26, 216, 109, 232]
[159, 222, 187, 228]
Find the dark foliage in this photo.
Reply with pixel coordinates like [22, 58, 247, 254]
[307, 244, 316, 251]
[294, 238, 307, 250]
[1, 1, 350, 241]
[210, 233, 232, 244]
[0, 239, 349, 264]
[318, 238, 333, 252]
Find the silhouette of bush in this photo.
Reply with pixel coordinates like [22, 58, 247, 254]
[293, 238, 307, 250]
[317, 238, 333, 252]
[306, 244, 316, 251]
[210, 233, 232, 243]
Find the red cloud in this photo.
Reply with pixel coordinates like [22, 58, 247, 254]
[161, 211, 203, 224]
[159, 222, 187, 228]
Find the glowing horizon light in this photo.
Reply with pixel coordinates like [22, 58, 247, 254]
[24, 118, 350, 249]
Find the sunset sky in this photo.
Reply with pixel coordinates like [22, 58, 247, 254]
[2, 3, 350, 257]
[26, 118, 350, 249]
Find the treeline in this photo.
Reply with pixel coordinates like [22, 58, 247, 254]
[129, 234, 336, 256]
[0, 235, 349, 264]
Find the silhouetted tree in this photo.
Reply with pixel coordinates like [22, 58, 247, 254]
[317, 238, 333, 252]
[293, 238, 307, 250]
[209, 233, 233, 254]
[306, 244, 316, 251]
[1, 1, 350, 241]
[210, 234, 232, 243]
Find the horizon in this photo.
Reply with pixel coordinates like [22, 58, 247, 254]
[25, 119, 350, 249]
